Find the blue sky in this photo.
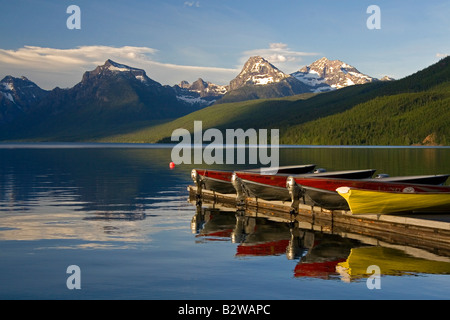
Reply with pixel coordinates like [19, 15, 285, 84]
[1, 0, 449, 89]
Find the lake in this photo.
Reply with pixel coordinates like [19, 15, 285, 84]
[0, 144, 449, 300]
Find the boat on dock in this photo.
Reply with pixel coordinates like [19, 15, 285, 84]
[191, 164, 316, 195]
[191, 165, 450, 214]
[234, 169, 377, 202]
[256, 164, 316, 175]
[336, 185, 450, 214]
[192, 169, 236, 194]
[373, 174, 449, 185]
[288, 175, 450, 211]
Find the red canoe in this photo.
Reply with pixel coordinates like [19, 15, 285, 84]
[234, 169, 377, 201]
[191, 164, 316, 194]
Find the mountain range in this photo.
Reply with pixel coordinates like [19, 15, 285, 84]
[0, 55, 387, 126]
[2, 55, 447, 146]
[104, 55, 449, 146]
[179, 56, 389, 104]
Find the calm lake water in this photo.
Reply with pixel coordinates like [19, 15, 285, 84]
[0, 144, 449, 300]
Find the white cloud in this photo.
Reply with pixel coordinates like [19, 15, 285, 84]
[436, 53, 449, 58]
[0, 45, 157, 70]
[184, 1, 200, 8]
[0, 43, 320, 90]
[0, 45, 238, 89]
[241, 43, 320, 73]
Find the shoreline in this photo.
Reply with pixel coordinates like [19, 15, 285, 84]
[0, 142, 449, 149]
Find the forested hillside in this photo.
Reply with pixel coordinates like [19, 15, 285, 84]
[282, 82, 450, 145]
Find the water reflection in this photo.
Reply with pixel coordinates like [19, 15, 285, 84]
[0, 147, 191, 246]
[1, 145, 448, 299]
[191, 205, 450, 281]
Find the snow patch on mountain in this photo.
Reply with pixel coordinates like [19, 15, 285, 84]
[1, 92, 15, 103]
[107, 65, 130, 72]
[2, 82, 14, 92]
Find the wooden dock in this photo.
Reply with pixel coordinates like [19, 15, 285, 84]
[188, 186, 450, 256]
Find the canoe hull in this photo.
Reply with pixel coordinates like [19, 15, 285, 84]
[193, 164, 316, 195]
[193, 169, 236, 194]
[336, 187, 450, 214]
[256, 164, 316, 175]
[203, 177, 236, 194]
[301, 186, 349, 210]
[241, 179, 292, 201]
[376, 174, 449, 185]
[236, 169, 376, 202]
[294, 176, 450, 210]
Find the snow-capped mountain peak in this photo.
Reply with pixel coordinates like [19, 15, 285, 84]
[105, 60, 134, 72]
[173, 78, 228, 107]
[0, 76, 49, 123]
[0, 76, 47, 105]
[229, 56, 290, 90]
[84, 59, 155, 85]
[291, 57, 376, 91]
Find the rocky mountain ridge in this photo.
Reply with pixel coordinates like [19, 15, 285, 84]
[0, 60, 201, 126]
[81, 59, 160, 87]
[291, 57, 382, 92]
[0, 56, 390, 124]
[217, 56, 391, 102]
[0, 75, 49, 123]
[173, 78, 227, 106]
[229, 56, 290, 90]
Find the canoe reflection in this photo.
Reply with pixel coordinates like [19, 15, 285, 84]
[337, 246, 450, 281]
[293, 233, 363, 280]
[191, 206, 450, 281]
[192, 207, 296, 256]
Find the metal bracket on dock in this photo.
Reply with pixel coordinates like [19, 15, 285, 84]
[231, 173, 247, 207]
[287, 176, 304, 216]
[191, 169, 204, 205]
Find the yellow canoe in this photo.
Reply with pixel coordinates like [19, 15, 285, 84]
[336, 186, 450, 214]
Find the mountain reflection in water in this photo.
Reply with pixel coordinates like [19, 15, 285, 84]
[191, 206, 450, 281]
